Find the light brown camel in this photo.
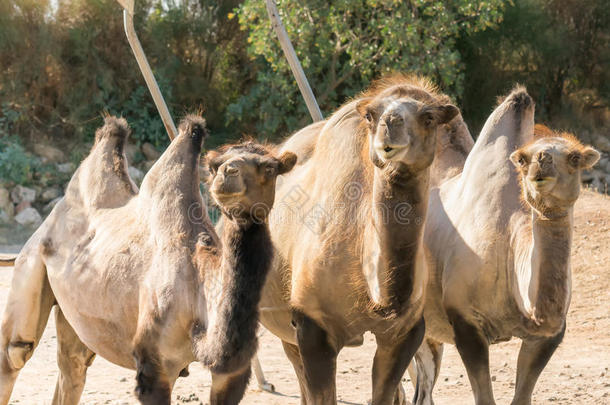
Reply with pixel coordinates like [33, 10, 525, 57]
[411, 88, 600, 405]
[233, 75, 459, 405]
[0, 115, 296, 405]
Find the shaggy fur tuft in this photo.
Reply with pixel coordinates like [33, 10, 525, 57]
[94, 115, 130, 145]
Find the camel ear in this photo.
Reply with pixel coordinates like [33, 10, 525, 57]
[510, 150, 528, 169]
[580, 146, 600, 170]
[356, 98, 375, 123]
[277, 151, 297, 174]
[205, 150, 222, 175]
[418, 104, 459, 128]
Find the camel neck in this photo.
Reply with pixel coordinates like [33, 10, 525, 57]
[363, 166, 429, 318]
[198, 219, 273, 373]
[513, 209, 572, 334]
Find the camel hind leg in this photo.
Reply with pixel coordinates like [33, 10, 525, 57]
[52, 307, 95, 405]
[0, 249, 55, 405]
[412, 338, 443, 405]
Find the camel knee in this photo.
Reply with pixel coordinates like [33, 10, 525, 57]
[57, 351, 95, 378]
[5, 341, 34, 371]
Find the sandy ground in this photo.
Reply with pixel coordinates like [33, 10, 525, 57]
[0, 189, 608, 404]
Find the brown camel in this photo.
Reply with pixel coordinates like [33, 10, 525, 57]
[237, 75, 459, 404]
[0, 115, 296, 405]
[412, 89, 600, 405]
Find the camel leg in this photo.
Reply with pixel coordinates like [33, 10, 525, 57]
[51, 307, 96, 405]
[371, 317, 425, 405]
[281, 340, 308, 405]
[412, 338, 443, 405]
[0, 252, 55, 405]
[293, 310, 338, 404]
[132, 322, 171, 405]
[511, 324, 565, 405]
[209, 367, 251, 405]
[447, 310, 495, 405]
[252, 355, 275, 392]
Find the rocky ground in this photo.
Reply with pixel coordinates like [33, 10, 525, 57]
[0, 189, 608, 404]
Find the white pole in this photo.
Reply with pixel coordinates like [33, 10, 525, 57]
[265, 0, 323, 122]
[117, 0, 178, 140]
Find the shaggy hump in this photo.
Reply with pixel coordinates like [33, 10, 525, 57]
[216, 141, 273, 157]
[358, 73, 452, 105]
[94, 115, 130, 144]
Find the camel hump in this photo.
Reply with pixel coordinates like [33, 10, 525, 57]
[178, 115, 208, 152]
[94, 115, 130, 145]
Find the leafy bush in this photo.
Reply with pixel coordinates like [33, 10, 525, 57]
[0, 137, 38, 186]
[230, 0, 506, 138]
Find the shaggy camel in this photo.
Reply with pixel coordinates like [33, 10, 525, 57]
[412, 88, 600, 405]
[0, 115, 296, 405]
[242, 75, 459, 404]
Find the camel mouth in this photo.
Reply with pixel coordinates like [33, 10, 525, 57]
[528, 176, 557, 191]
[375, 144, 407, 160]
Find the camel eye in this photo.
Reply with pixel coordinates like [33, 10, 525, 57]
[568, 152, 581, 168]
[364, 112, 373, 123]
[518, 157, 526, 166]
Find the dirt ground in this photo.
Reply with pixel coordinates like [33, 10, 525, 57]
[0, 189, 608, 405]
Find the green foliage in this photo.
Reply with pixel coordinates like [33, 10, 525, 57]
[458, 0, 610, 133]
[0, 0, 248, 148]
[0, 137, 38, 186]
[230, 0, 505, 138]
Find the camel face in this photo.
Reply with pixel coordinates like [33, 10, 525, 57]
[207, 142, 296, 221]
[511, 134, 599, 215]
[357, 94, 458, 169]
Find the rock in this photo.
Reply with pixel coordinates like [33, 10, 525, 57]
[143, 160, 156, 172]
[15, 200, 31, 214]
[0, 209, 13, 224]
[41, 187, 62, 202]
[14, 207, 42, 226]
[10, 185, 36, 204]
[56, 162, 75, 174]
[128, 166, 144, 185]
[43, 197, 62, 214]
[125, 142, 139, 164]
[32, 143, 65, 163]
[0, 187, 11, 211]
[141, 142, 161, 161]
[594, 135, 610, 153]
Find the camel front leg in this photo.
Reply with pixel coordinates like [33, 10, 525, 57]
[209, 367, 251, 405]
[412, 338, 444, 405]
[52, 307, 96, 405]
[132, 318, 171, 405]
[0, 252, 55, 405]
[281, 340, 308, 405]
[371, 317, 425, 405]
[447, 309, 495, 405]
[293, 310, 338, 405]
[511, 323, 565, 405]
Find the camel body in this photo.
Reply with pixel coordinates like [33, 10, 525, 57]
[256, 76, 462, 404]
[414, 89, 600, 405]
[0, 116, 295, 405]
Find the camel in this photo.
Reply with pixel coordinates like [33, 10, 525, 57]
[411, 88, 600, 405]
[0, 115, 297, 405]
[229, 75, 458, 404]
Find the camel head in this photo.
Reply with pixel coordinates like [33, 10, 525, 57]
[510, 126, 599, 217]
[205, 142, 297, 222]
[356, 85, 458, 171]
